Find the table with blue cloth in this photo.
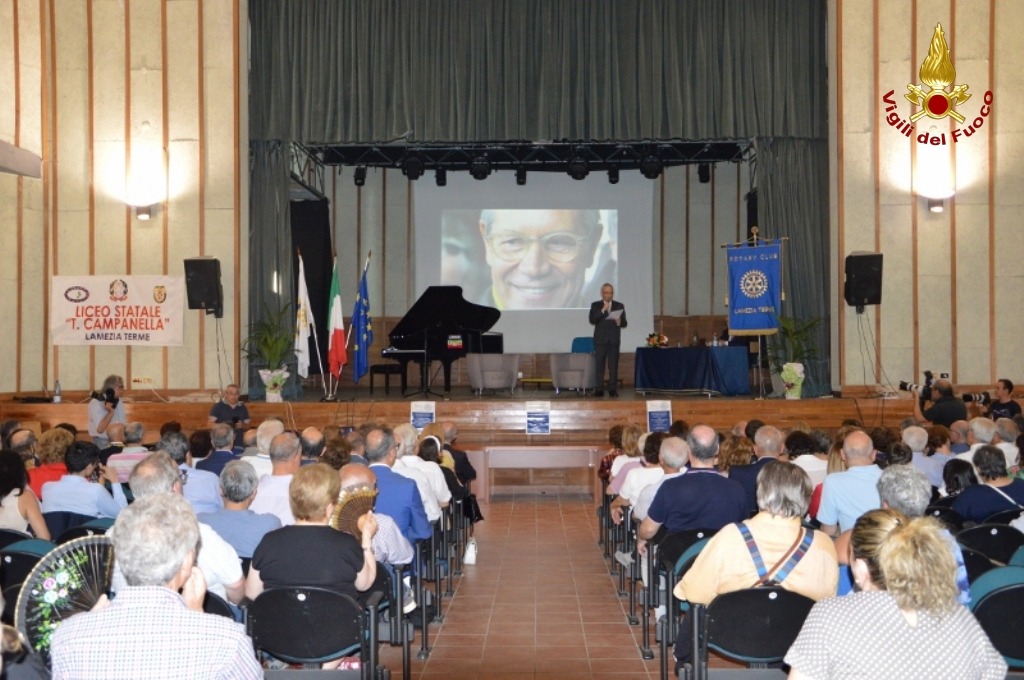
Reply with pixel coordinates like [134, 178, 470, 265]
[634, 346, 750, 396]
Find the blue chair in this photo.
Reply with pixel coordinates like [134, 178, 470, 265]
[571, 336, 594, 353]
[658, 531, 714, 680]
[969, 565, 1024, 668]
[0, 538, 56, 591]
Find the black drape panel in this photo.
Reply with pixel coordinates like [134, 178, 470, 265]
[249, 0, 827, 144]
[291, 200, 334, 377]
[756, 137, 831, 396]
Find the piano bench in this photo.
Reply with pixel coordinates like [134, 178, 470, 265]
[369, 363, 407, 396]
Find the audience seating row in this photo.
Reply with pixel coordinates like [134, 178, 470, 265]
[0, 489, 473, 680]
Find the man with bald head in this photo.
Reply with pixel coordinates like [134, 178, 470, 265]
[248, 431, 302, 525]
[949, 419, 970, 454]
[728, 425, 785, 515]
[339, 464, 414, 568]
[638, 425, 747, 542]
[913, 378, 967, 428]
[816, 430, 882, 536]
[299, 427, 326, 466]
[7, 429, 38, 467]
[98, 422, 125, 463]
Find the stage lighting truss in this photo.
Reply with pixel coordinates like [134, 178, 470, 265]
[304, 140, 753, 181]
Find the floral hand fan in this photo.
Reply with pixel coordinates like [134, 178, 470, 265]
[15, 535, 114, 663]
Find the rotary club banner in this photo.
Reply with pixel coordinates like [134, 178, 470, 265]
[726, 244, 781, 336]
[50, 275, 186, 346]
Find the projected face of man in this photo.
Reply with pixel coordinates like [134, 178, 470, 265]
[480, 210, 600, 309]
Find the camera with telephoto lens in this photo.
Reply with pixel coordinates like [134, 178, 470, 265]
[898, 370, 949, 402]
[89, 387, 119, 409]
[962, 391, 992, 405]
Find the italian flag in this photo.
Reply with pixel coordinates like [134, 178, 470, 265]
[327, 258, 347, 379]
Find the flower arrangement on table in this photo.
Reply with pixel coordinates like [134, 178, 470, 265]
[646, 332, 669, 348]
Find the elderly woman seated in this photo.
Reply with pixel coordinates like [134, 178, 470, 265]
[952, 444, 1024, 523]
[786, 509, 1006, 678]
[673, 462, 839, 667]
[245, 463, 377, 604]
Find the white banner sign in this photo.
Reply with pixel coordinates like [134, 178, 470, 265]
[50, 275, 185, 346]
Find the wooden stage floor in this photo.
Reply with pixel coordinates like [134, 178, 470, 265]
[1, 387, 917, 448]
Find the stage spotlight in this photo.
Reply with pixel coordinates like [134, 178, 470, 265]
[402, 155, 425, 180]
[470, 155, 491, 180]
[567, 155, 589, 181]
[435, 168, 447, 187]
[353, 166, 367, 187]
[928, 197, 944, 213]
[608, 168, 620, 185]
[516, 167, 527, 186]
[640, 154, 662, 180]
[698, 163, 711, 184]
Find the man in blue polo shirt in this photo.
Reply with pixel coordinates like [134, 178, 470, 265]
[816, 429, 882, 535]
[638, 425, 748, 548]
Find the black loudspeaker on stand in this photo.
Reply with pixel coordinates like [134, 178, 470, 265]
[184, 257, 224, 318]
[844, 252, 883, 313]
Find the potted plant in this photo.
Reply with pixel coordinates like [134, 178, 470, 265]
[243, 304, 293, 402]
[768, 315, 822, 399]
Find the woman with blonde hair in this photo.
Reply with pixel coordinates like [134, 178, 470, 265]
[246, 463, 377, 604]
[719, 435, 755, 475]
[786, 509, 1006, 679]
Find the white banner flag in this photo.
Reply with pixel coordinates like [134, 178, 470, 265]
[294, 255, 315, 378]
[50, 275, 185, 346]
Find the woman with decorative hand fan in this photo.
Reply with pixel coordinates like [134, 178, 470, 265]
[245, 464, 377, 604]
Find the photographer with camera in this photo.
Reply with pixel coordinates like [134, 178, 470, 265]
[986, 379, 1022, 421]
[912, 377, 967, 429]
[88, 374, 126, 449]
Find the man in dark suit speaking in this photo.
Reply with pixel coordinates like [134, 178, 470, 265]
[590, 283, 627, 397]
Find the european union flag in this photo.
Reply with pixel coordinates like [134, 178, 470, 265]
[727, 243, 782, 335]
[351, 269, 373, 383]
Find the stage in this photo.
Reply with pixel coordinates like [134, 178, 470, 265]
[1, 387, 917, 449]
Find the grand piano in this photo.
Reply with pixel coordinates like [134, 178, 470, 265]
[382, 286, 503, 395]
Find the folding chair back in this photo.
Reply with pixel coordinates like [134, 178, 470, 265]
[969, 565, 1024, 668]
[248, 587, 364, 666]
[957, 524, 1024, 565]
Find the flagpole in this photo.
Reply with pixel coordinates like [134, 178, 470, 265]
[324, 250, 345, 401]
[297, 250, 329, 399]
[346, 250, 372, 350]
[306, 259, 329, 401]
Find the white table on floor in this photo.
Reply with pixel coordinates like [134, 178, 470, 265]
[465, 446, 602, 503]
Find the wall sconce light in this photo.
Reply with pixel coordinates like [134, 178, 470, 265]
[927, 198, 944, 213]
[136, 205, 153, 221]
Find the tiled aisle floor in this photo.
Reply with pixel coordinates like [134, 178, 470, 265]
[380, 492, 663, 679]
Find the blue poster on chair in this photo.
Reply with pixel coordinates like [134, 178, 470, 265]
[727, 243, 782, 336]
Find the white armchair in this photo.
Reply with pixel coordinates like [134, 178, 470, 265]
[549, 353, 595, 394]
[466, 353, 519, 395]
